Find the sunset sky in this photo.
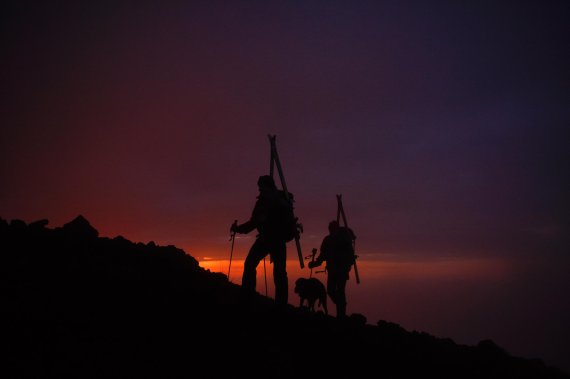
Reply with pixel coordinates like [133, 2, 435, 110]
[2, 1, 569, 372]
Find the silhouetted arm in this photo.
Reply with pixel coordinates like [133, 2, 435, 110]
[308, 236, 329, 268]
[233, 199, 262, 234]
[234, 220, 256, 234]
[308, 254, 324, 268]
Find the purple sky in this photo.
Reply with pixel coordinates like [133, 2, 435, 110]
[2, 1, 569, 372]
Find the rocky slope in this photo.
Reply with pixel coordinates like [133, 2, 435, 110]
[2, 216, 568, 378]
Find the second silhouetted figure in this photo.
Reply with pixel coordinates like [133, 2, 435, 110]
[309, 220, 356, 318]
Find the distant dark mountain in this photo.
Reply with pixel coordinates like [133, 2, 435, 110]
[2, 216, 568, 378]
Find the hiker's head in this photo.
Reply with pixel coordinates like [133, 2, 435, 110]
[328, 220, 340, 233]
[257, 175, 277, 191]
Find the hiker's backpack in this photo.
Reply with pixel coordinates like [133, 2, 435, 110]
[278, 191, 300, 242]
[257, 189, 300, 242]
[335, 226, 356, 268]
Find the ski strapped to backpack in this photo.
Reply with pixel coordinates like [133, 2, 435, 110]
[268, 134, 304, 269]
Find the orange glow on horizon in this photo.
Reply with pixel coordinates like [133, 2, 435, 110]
[199, 256, 513, 310]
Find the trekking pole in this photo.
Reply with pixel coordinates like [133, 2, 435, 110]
[336, 194, 361, 284]
[227, 220, 237, 281]
[264, 140, 272, 297]
[268, 134, 304, 269]
[263, 257, 268, 296]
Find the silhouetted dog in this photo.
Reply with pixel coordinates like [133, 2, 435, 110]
[294, 277, 328, 315]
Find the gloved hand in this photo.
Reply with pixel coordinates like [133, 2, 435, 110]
[308, 261, 317, 269]
[230, 222, 238, 234]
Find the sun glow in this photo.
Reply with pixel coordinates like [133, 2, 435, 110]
[198, 256, 513, 312]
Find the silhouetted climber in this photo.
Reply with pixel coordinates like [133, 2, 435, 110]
[309, 220, 356, 318]
[231, 175, 296, 306]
